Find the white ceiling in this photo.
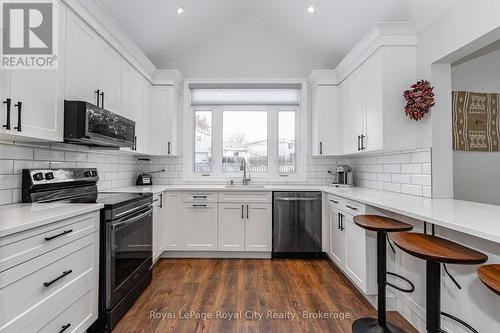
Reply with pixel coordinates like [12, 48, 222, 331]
[99, 0, 460, 77]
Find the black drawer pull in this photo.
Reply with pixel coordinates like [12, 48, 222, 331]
[44, 270, 72, 287]
[59, 323, 71, 333]
[45, 229, 73, 241]
[192, 204, 207, 207]
[330, 200, 339, 204]
[193, 195, 207, 199]
[346, 205, 358, 211]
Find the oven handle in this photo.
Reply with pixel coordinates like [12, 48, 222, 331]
[114, 203, 152, 219]
[111, 208, 153, 230]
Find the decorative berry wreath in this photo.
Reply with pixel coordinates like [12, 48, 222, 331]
[403, 80, 435, 121]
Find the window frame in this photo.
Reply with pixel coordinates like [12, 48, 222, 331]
[183, 80, 308, 183]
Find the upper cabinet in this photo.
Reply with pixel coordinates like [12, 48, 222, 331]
[0, 4, 67, 142]
[97, 41, 122, 114]
[120, 62, 145, 152]
[309, 22, 417, 156]
[310, 84, 343, 156]
[146, 84, 180, 155]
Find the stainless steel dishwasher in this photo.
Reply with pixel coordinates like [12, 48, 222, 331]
[273, 191, 322, 258]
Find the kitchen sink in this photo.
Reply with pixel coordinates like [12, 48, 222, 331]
[224, 185, 267, 189]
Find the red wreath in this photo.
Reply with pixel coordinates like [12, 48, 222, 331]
[403, 80, 435, 121]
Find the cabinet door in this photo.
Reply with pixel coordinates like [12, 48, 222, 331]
[97, 41, 121, 113]
[345, 68, 364, 154]
[152, 203, 161, 262]
[181, 203, 217, 250]
[329, 208, 346, 267]
[0, 69, 10, 136]
[148, 86, 176, 155]
[245, 203, 272, 252]
[120, 63, 144, 151]
[362, 48, 384, 152]
[218, 203, 245, 251]
[163, 192, 181, 249]
[311, 85, 340, 156]
[142, 81, 153, 153]
[7, 5, 67, 141]
[344, 213, 367, 290]
[65, 10, 98, 104]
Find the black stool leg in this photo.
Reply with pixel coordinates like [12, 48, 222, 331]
[426, 261, 441, 333]
[352, 232, 406, 333]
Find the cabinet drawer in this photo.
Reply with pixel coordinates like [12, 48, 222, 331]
[0, 233, 98, 330]
[219, 191, 271, 203]
[341, 200, 365, 215]
[0, 212, 99, 272]
[182, 192, 217, 203]
[37, 286, 96, 333]
[327, 194, 344, 210]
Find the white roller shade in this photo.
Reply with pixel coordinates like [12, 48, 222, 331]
[191, 89, 300, 106]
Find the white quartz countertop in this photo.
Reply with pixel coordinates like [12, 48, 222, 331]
[0, 202, 103, 238]
[323, 187, 500, 244]
[106, 184, 325, 194]
[111, 184, 500, 244]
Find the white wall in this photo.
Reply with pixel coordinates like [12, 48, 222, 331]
[451, 47, 500, 205]
[416, 0, 500, 198]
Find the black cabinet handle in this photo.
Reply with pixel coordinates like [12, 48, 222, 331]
[44, 229, 73, 241]
[319, 141, 323, 155]
[340, 214, 345, 231]
[2, 98, 11, 130]
[14, 102, 21, 132]
[241, 205, 244, 219]
[100, 91, 104, 108]
[346, 205, 358, 211]
[192, 204, 207, 207]
[133, 135, 137, 151]
[95, 89, 100, 106]
[357, 135, 361, 151]
[330, 199, 339, 204]
[159, 194, 163, 208]
[361, 135, 365, 150]
[193, 195, 207, 199]
[167, 141, 171, 155]
[337, 213, 341, 230]
[58, 323, 71, 333]
[43, 270, 72, 287]
[246, 205, 249, 219]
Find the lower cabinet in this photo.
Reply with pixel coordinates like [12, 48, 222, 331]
[218, 203, 272, 252]
[181, 202, 218, 250]
[326, 195, 376, 295]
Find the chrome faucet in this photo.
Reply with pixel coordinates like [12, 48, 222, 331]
[240, 159, 251, 185]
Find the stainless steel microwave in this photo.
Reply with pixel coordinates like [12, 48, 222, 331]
[64, 101, 135, 148]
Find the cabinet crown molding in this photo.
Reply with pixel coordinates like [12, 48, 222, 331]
[153, 69, 184, 87]
[308, 70, 338, 87]
[310, 22, 417, 85]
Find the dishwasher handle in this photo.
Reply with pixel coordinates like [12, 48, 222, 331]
[274, 197, 320, 202]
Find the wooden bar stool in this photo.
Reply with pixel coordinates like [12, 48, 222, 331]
[478, 264, 500, 296]
[391, 233, 488, 333]
[352, 215, 414, 333]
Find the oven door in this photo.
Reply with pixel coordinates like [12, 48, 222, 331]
[106, 206, 152, 309]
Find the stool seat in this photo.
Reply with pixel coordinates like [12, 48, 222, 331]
[391, 233, 488, 265]
[353, 215, 413, 232]
[478, 264, 500, 296]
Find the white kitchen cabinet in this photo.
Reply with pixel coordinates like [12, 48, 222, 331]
[0, 5, 67, 142]
[120, 62, 145, 152]
[328, 206, 346, 267]
[181, 202, 218, 250]
[97, 41, 122, 113]
[245, 203, 272, 251]
[163, 192, 181, 250]
[310, 85, 342, 156]
[152, 193, 166, 262]
[341, 46, 416, 154]
[343, 213, 368, 290]
[343, 67, 364, 154]
[65, 10, 99, 105]
[218, 203, 245, 251]
[147, 86, 180, 155]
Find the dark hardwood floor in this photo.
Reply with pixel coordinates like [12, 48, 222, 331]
[113, 258, 417, 333]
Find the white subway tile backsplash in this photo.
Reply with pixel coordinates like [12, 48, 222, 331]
[0, 190, 13, 205]
[351, 148, 432, 198]
[0, 175, 22, 190]
[401, 184, 423, 196]
[34, 148, 65, 161]
[0, 144, 33, 160]
[0, 160, 14, 174]
[65, 151, 88, 162]
[13, 160, 50, 174]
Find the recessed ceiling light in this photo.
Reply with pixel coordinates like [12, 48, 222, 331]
[307, 5, 315, 14]
[177, 7, 185, 15]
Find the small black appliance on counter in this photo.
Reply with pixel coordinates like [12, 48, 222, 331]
[135, 169, 164, 185]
